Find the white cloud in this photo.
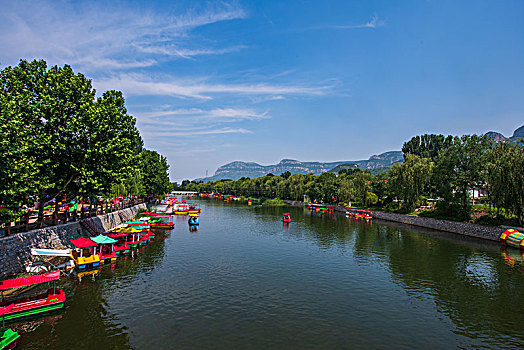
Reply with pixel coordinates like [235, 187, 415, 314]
[307, 14, 385, 30]
[0, 1, 247, 70]
[139, 107, 270, 122]
[142, 127, 253, 137]
[95, 73, 333, 100]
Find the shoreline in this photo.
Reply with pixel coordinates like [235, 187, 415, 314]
[282, 200, 503, 242]
[0, 203, 148, 277]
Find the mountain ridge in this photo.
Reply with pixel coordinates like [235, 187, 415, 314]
[194, 124, 524, 182]
[196, 151, 403, 182]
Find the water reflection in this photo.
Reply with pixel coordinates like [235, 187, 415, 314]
[16, 199, 524, 349]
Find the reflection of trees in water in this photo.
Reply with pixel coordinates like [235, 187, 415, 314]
[383, 228, 524, 346]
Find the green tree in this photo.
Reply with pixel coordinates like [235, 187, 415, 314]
[486, 141, 524, 224]
[435, 135, 490, 218]
[402, 134, 453, 160]
[388, 154, 434, 210]
[140, 149, 172, 196]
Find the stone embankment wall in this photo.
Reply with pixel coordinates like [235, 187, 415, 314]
[372, 211, 501, 241]
[0, 203, 147, 277]
[282, 200, 501, 242]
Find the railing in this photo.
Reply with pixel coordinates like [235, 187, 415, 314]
[0, 197, 153, 237]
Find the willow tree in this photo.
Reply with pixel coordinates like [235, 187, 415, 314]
[388, 154, 434, 210]
[486, 141, 524, 224]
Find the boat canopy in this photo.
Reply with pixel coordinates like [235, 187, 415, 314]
[115, 228, 142, 233]
[90, 234, 118, 245]
[106, 232, 129, 239]
[308, 203, 334, 208]
[283, 213, 290, 216]
[0, 270, 60, 291]
[30, 248, 71, 257]
[70, 237, 98, 248]
[0, 304, 14, 316]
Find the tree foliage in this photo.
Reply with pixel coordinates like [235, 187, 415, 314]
[0, 59, 171, 219]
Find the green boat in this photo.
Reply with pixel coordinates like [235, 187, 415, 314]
[1, 304, 20, 349]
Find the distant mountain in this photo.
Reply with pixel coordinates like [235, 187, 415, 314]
[485, 131, 507, 142]
[484, 124, 524, 142]
[196, 151, 403, 182]
[328, 163, 358, 173]
[511, 125, 524, 140]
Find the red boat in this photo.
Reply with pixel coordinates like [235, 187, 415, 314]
[0, 271, 65, 322]
[150, 222, 175, 229]
[283, 213, 291, 223]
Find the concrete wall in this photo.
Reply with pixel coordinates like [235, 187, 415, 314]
[0, 203, 147, 277]
[282, 200, 502, 242]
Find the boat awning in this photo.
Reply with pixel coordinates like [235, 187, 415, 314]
[106, 232, 129, 238]
[31, 248, 71, 257]
[283, 213, 290, 215]
[0, 304, 14, 316]
[70, 237, 98, 248]
[0, 270, 61, 290]
[90, 234, 118, 245]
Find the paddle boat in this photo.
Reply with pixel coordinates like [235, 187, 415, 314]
[111, 228, 145, 249]
[150, 221, 175, 229]
[500, 229, 524, 249]
[346, 208, 373, 221]
[105, 233, 131, 256]
[0, 270, 65, 322]
[111, 233, 132, 252]
[307, 203, 335, 212]
[0, 304, 19, 349]
[283, 213, 291, 223]
[90, 234, 118, 263]
[29, 249, 75, 273]
[188, 214, 199, 226]
[188, 203, 201, 214]
[70, 237, 100, 270]
[173, 203, 189, 215]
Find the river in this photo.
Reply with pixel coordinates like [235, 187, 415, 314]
[15, 200, 524, 349]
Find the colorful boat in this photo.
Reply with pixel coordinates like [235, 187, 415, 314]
[0, 270, 65, 322]
[0, 304, 20, 350]
[307, 203, 334, 212]
[70, 237, 100, 270]
[345, 208, 373, 221]
[283, 213, 291, 223]
[188, 215, 199, 226]
[173, 203, 189, 215]
[500, 229, 524, 249]
[90, 234, 118, 263]
[188, 203, 201, 214]
[150, 222, 175, 229]
[105, 233, 131, 256]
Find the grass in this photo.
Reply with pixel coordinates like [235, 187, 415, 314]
[262, 199, 286, 206]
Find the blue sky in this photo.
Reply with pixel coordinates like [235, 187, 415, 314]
[1, 0, 523, 181]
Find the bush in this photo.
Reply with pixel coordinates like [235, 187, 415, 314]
[262, 199, 285, 206]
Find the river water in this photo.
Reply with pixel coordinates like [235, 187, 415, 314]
[14, 200, 524, 349]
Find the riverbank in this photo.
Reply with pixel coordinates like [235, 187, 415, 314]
[282, 200, 502, 242]
[0, 203, 148, 277]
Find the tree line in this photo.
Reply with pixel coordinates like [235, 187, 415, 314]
[0, 59, 172, 222]
[180, 134, 524, 225]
